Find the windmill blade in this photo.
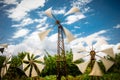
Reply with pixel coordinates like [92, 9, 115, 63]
[38, 29, 52, 41]
[36, 62, 45, 72]
[101, 48, 115, 58]
[89, 61, 103, 76]
[73, 53, 88, 62]
[0, 48, 4, 53]
[19, 64, 23, 70]
[23, 57, 39, 77]
[63, 27, 75, 43]
[36, 55, 44, 63]
[118, 45, 120, 49]
[22, 53, 45, 77]
[0, 43, 8, 48]
[65, 6, 79, 16]
[45, 7, 53, 18]
[1, 43, 8, 48]
[35, 56, 45, 72]
[77, 48, 87, 53]
[1, 57, 11, 78]
[24, 65, 31, 77]
[31, 67, 38, 77]
[96, 54, 114, 71]
[101, 57, 114, 71]
[76, 61, 89, 73]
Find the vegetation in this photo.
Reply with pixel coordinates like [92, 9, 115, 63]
[0, 51, 120, 80]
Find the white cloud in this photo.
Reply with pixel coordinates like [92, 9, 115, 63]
[4, 31, 43, 55]
[111, 43, 120, 54]
[53, 8, 66, 15]
[83, 30, 107, 46]
[71, 0, 92, 17]
[71, 0, 92, 7]
[69, 30, 120, 60]
[84, 22, 89, 24]
[113, 24, 120, 29]
[5, 30, 71, 55]
[3, 0, 18, 4]
[4, 31, 54, 55]
[65, 13, 85, 24]
[48, 33, 58, 42]
[82, 7, 91, 13]
[37, 24, 49, 31]
[36, 17, 47, 23]
[65, 0, 92, 25]
[12, 18, 34, 27]
[7, 0, 46, 21]
[3, 29, 120, 56]
[12, 15, 47, 28]
[74, 26, 80, 29]
[70, 30, 108, 53]
[12, 28, 30, 39]
[36, 17, 48, 29]
[74, 33, 82, 37]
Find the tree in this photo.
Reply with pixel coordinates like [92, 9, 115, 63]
[42, 50, 83, 76]
[1, 52, 27, 80]
[106, 53, 120, 73]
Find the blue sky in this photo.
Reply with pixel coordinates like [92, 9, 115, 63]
[0, 0, 120, 55]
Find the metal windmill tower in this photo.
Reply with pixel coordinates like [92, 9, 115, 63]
[38, 7, 79, 80]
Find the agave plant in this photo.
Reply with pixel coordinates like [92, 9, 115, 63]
[21, 53, 44, 77]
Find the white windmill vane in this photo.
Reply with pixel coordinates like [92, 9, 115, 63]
[73, 42, 115, 76]
[21, 53, 45, 77]
[38, 6, 80, 42]
[1, 56, 11, 78]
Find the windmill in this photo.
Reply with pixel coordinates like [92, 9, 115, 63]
[0, 43, 8, 54]
[21, 53, 44, 77]
[1, 56, 11, 79]
[73, 43, 115, 77]
[38, 7, 79, 80]
[118, 45, 120, 49]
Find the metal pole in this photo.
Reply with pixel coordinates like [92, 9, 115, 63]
[56, 24, 67, 80]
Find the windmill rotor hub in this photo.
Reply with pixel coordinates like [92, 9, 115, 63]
[90, 50, 96, 60]
[29, 60, 33, 64]
[56, 20, 60, 24]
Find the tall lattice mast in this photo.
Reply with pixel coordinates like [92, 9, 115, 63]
[38, 7, 79, 80]
[56, 20, 67, 80]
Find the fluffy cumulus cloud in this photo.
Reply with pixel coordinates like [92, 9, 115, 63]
[71, 0, 92, 7]
[5, 31, 70, 55]
[7, 0, 46, 21]
[2, 0, 18, 4]
[2, 0, 120, 57]
[70, 30, 120, 61]
[70, 30, 108, 52]
[12, 28, 30, 39]
[53, 7, 66, 15]
[4, 31, 42, 55]
[2, 29, 120, 56]
[63, 0, 92, 25]
[12, 18, 34, 27]
[113, 24, 120, 29]
[65, 13, 85, 24]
